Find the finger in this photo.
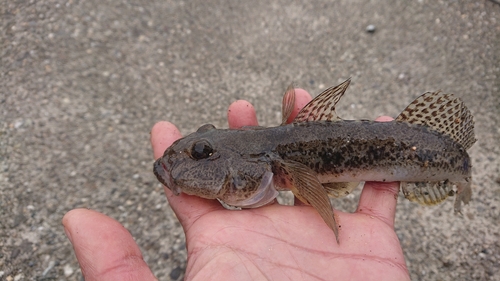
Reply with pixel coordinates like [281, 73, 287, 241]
[151, 122, 222, 228]
[227, 88, 312, 128]
[356, 181, 400, 227]
[227, 100, 258, 128]
[374, 115, 394, 122]
[286, 88, 312, 124]
[151, 121, 182, 160]
[62, 209, 157, 281]
[356, 116, 399, 227]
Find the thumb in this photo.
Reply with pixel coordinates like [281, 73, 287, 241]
[63, 209, 157, 281]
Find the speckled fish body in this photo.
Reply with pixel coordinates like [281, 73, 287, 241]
[154, 79, 475, 243]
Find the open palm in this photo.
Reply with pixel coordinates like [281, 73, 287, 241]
[63, 88, 410, 280]
[175, 198, 409, 281]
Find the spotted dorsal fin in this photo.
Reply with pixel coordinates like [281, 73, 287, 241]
[293, 78, 351, 122]
[396, 91, 476, 149]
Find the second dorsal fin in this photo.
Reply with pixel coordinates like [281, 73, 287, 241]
[293, 78, 351, 122]
[396, 91, 476, 149]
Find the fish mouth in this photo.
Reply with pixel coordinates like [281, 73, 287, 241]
[153, 158, 182, 195]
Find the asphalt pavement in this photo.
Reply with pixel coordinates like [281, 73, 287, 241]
[1, 0, 499, 280]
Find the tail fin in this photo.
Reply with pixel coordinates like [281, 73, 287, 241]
[396, 91, 476, 149]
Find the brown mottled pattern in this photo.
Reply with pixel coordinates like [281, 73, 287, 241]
[272, 121, 470, 179]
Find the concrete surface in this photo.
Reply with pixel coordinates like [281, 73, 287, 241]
[1, 0, 499, 280]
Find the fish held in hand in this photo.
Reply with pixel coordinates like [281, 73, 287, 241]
[153, 79, 475, 243]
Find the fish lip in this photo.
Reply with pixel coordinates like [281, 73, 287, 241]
[153, 158, 182, 195]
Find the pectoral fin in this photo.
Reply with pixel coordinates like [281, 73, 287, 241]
[273, 159, 340, 243]
[323, 182, 360, 198]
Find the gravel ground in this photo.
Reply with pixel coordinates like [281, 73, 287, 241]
[1, 0, 499, 280]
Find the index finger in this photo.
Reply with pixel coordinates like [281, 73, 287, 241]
[227, 88, 312, 128]
[151, 121, 182, 159]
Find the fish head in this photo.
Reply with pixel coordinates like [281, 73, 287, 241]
[153, 124, 279, 208]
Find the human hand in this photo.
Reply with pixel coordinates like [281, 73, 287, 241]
[63, 88, 410, 281]
[150, 88, 411, 281]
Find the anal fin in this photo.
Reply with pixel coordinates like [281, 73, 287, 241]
[401, 180, 454, 206]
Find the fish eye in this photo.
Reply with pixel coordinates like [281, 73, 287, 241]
[190, 140, 214, 160]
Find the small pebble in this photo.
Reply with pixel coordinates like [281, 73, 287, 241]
[42, 260, 55, 276]
[170, 266, 183, 280]
[366, 24, 376, 33]
[14, 120, 24, 129]
[64, 264, 74, 277]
